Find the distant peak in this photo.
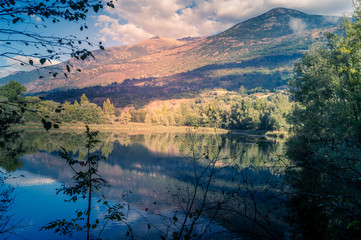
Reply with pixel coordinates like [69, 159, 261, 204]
[150, 36, 162, 39]
[264, 7, 304, 16]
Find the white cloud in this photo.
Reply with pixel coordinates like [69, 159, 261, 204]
[0, 56, 61, 79]
[289, 18, 307, 35]
[3, 169, 56, 187]
[96, 0, 352, 45]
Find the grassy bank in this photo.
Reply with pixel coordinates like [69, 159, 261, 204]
[14, 122, 229, 134]
[13, 122, 287, 138]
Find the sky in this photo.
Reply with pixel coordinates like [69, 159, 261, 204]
[0, 0, 353, 78]
[96, 0, 353, 45]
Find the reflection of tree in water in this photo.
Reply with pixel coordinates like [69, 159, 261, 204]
[0, 130, 25, 172]
[3, 129, 289, 238]
[285, 135, 361, 240]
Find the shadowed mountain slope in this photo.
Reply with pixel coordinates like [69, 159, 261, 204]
[0, 8, 341, 107]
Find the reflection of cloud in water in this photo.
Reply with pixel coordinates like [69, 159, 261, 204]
[5, 169, 56, 186]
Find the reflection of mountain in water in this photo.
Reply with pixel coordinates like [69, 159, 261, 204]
[8, 130, 287, 237]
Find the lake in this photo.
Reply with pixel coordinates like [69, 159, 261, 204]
[1, 128, 288, 239]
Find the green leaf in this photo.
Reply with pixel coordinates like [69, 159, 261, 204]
[29, 59, 34, 65]
[40, 58, 46, 65]
[53, 124, 59, 129]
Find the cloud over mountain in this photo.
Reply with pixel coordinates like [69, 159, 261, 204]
[289, 18, 307, 35]
[95, 0, 352, 45]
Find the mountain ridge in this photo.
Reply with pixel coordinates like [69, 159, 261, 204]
[0, 8, 342, 107]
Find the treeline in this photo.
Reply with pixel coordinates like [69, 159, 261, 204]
[129, 93, 292, 131]
[24, 93, 117, 124]
[1, 80, 292, 131]
[30, 93, 292, 131]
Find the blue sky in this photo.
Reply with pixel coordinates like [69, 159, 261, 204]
[0, 0, 353, 78]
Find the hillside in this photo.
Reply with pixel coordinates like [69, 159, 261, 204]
[0, 8, 341, 106]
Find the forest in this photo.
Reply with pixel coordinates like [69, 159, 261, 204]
[0, 0, 361, 240]
[1, 83, 292, 132]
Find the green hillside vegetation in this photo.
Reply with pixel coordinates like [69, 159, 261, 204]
[216, 8, 338, 39]
[17, 80, 292, 131]
[0, 8, 341, 104]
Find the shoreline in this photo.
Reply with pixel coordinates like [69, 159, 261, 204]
[12, 122, 287, 138]
[12, 122, 229, 134]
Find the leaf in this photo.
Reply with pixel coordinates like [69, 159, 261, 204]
[53, 124, 59, 129]
[12, 17, 21, 24]
[29, 59, 34, 65]
[93, 5, 100, 13]
[40, 58, 46, 65]
[99, 45, 105, 50]
[66, 65, 70, 72]
[43, 121, 52, 131]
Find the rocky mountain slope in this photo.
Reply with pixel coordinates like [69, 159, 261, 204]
[0, 8, 341, 106]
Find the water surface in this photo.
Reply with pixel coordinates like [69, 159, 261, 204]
[1, 129, 287, 239]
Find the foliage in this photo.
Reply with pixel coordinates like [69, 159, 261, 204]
[102, 98, 115, 123]
[0, 0, 113, 75]
[141, 93, 292, 131]
[0, 172, 15, 239]
[0, 81, 26, 102]
[41, 126, 128, 240]
[23, 93, 116, 124]
[0, 0, 117, 134]
[286, 2, 361, 238]
[0, 81, 28, 139]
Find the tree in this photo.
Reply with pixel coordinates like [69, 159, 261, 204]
[119, 111, 132, 124]
[41, 126, 129, 240]
[80, 93, 89, 105]
[0, 0, 115, 134]
[286, 1, 361, 238]
[0, 81, 26, 102]
[0, 0, 113, 75]
[0, 172, 24, 238]
[102, 98, 115, 123]
[0, 81, 27, 134]
[239, 85, 248, 96]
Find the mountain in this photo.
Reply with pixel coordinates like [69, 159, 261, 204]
[0, 8, 341, 107]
